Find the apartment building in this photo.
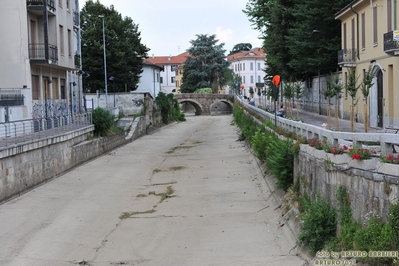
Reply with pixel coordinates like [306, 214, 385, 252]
[136, 59, 163, 98]
[146, 52, 188, 94]
[227, 48, 266, 103]
[336, 0, 399, 128]
[0, 0, 82, 124]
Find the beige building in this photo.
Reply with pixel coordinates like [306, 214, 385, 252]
[336, 0, 399, 128]
[0, 0, 82, 124]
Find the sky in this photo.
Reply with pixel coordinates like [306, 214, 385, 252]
[81, 0, 263, 56]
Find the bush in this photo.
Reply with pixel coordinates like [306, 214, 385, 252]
[156, 92, 185, 124]
[92, 107, 115, 136]
[298, 195, 336, 254]
[194, 88, 212, 94]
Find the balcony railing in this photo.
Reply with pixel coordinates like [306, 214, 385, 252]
[27, 0, 55, 12]
[337, 49, 357, 67]
[73, 10, 80, 28]
[29, 43, 58, 64]
[384, 31, 399, 55]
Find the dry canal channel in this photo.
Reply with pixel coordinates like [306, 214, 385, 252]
[0, 115, 307, 266]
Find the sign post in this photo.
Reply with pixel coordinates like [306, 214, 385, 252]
[272, 75, 281, 126]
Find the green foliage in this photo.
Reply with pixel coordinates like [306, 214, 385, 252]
[181, 34, 230, 93]
[360, 65, 375, 100]
[232, 105, 259, 141]
[194, 88, 213, 94]
[155, 92, 185, 124]
[298, 195, 336, 254]
[346, 70, 360, 105]
[80, 1, 149, 92]
[249, 87, 255, 97]
[92, 107, 115, 136]
[283, 81, 295, 100]
[266, 138, 295, 190]
[325, 70, 343, 105]
[244, 0, 348, 80]
[229, 43, 252, 55]
[251, 128, 276, 162]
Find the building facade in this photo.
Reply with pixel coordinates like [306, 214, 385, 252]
[136, 59, 163, 98]
[146, 52, 188, 94]
[336, 0, 399, 128]
[0, 0, 83, 124]
[227, 48, 266, 103]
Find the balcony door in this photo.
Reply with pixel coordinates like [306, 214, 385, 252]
[30, 20, 36, 58]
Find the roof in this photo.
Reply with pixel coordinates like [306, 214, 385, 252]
[146, 51, 189, 65]
[335, 0, 360, 19]
[227, 48, 266, 62]
[142, 59, 164, 71]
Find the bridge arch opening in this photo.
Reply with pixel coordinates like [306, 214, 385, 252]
[209, 100, 233, 115]
[178, 99, 203, 115]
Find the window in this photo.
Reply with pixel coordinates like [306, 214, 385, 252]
[160, 77, 163, 84]
[361, 13, 365, 50]
[32, 75, 39, 100]
[388, 0, 392, 32]
[243, 63, 245, 71]
[171, 65, 177, 72]
[257, 62, 261, 70]
[60, 79, 66, 99]
[373, 6, 378, 45]
[59, 25, 64, 55]
[258, 75, 261, 83]
[234, 64, 237, 71]
[68, 29, 72, 57]
[250, 75, 254, 83]
[66, 0, 69, 10]
[250, 62, 253, 71]
[59, 0, 62, 7]
[171, 77, 175, 83]
[351, 19, 355, 53]
[157, 73, 159, 83]
[243, 76, 245, 83]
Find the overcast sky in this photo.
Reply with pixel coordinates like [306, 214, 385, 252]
[81, 0, 262, 56]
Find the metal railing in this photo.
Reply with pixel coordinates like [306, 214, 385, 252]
[29, 43, 58, 63]
[338, 49, 357, 65]
[0, 113, 92, 149]
[384, 31, 399, 53]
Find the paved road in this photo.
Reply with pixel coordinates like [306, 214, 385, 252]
[0, 115, 306, 266]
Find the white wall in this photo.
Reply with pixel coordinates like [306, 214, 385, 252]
[137, 65, 162, 98]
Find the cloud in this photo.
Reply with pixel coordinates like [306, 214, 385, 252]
[215, 26, 234, 43]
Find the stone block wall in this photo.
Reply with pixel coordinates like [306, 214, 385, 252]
[295, 144, 399, 223]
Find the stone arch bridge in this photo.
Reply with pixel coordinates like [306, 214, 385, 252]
[174, 93, 235, 115]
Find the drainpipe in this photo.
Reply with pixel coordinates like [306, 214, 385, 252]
[350, 4, 360, 60]
[395, 0, 397, 30]
[43, 3, 49, 61]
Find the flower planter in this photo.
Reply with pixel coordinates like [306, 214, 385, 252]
[375, 161, 399, 176]
[348, 157, 377, 171]
[326, 153, 351, 165]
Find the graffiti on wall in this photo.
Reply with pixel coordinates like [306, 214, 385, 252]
[32, 100, 69, 118]
[132, 99, 143, 107]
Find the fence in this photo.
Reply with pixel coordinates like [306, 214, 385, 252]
[239, 97, 399, 155]
[0, 113, 92, 149]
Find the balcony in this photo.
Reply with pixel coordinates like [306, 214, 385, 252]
[383, 31, 399, 55]
[29, 43, 58, 65]
[337, 49, 357, 68]
[73, 10, 80, 28]
[27, 0, 56, 15]
[74, 54, 81, 69]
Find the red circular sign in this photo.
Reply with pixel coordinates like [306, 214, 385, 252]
[272, 75, 281, 86]
[241, 85, 244, 90]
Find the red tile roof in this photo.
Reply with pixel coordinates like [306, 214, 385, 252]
[146, 51, 189, 65]
[227, 48, 265, 62]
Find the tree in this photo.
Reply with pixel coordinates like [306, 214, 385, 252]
[80, 0, 149, 93]
[325, 70, 343, 130]
[229, 43, 252, 55]
[180, 34, 230, 93]
[244, 0, 349, 81]
[346, 70, 360, 132]
[360, 65, 375, 133]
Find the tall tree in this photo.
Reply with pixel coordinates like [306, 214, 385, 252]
[180, 34, 230, 93]
[80, 0, 149, 93]
[229, 43, 253, 55]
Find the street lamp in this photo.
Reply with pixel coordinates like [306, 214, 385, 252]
[312, 29, 321, 115]
[109, 76, 115, 107]
[99, 15, 108, 109]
